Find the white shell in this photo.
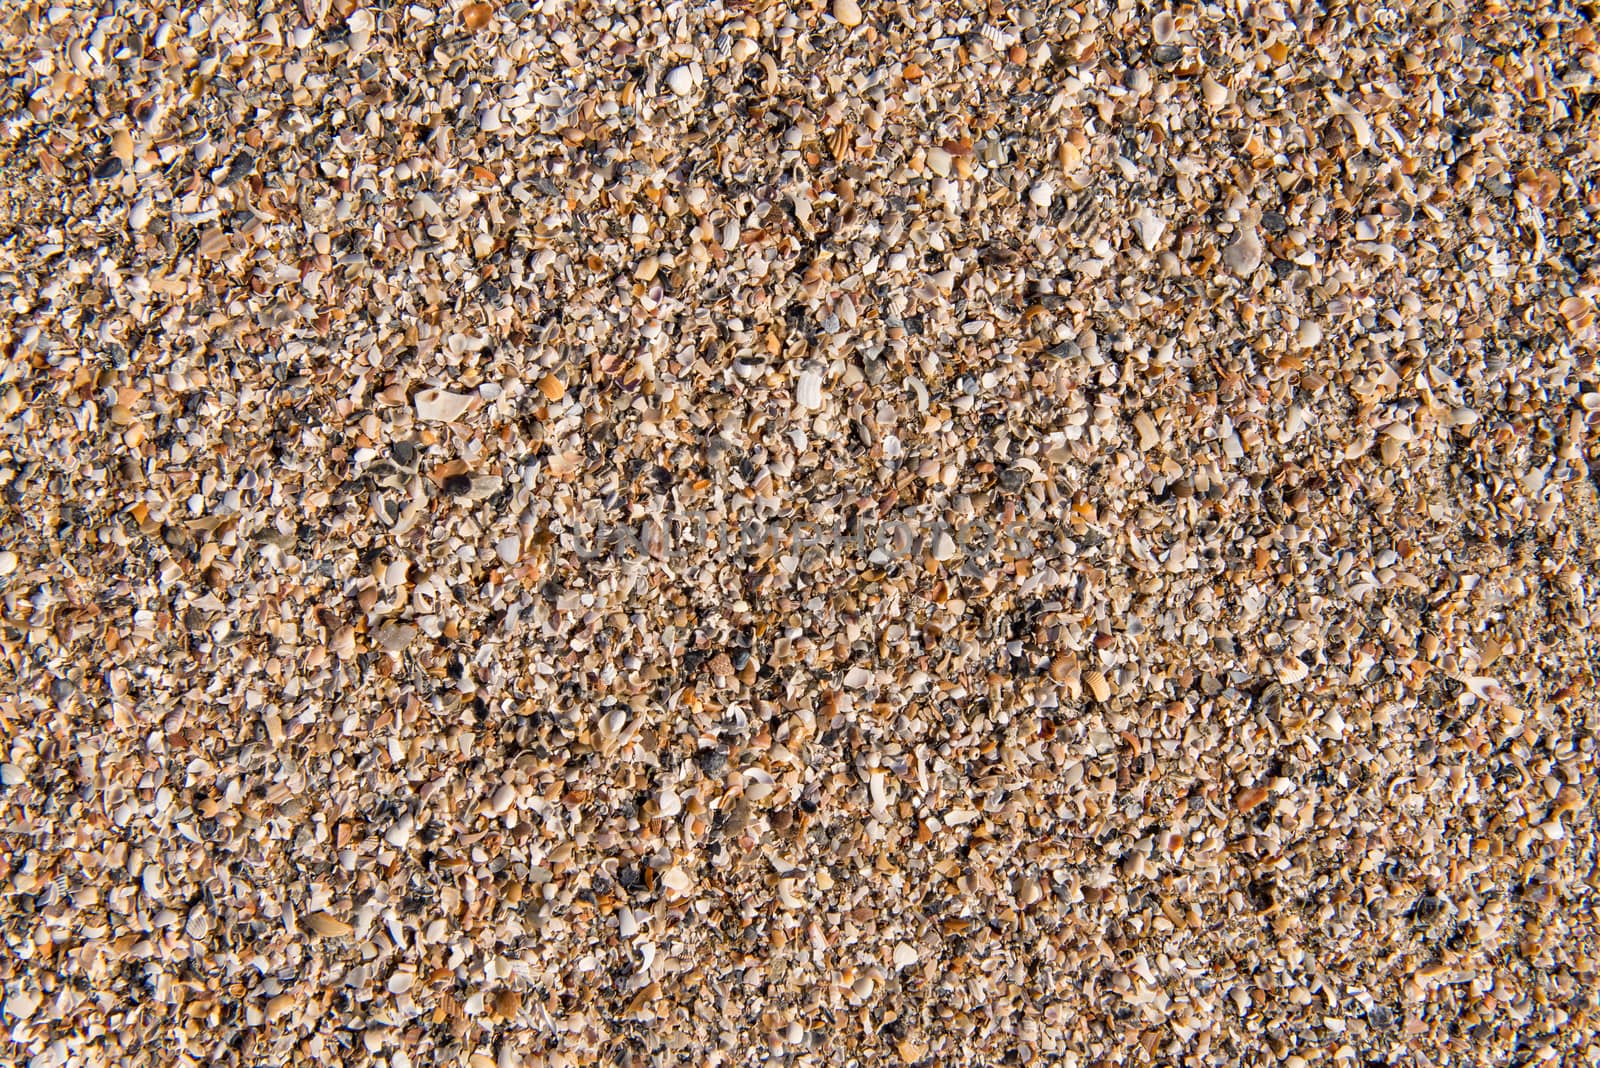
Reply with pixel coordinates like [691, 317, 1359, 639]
[1223, 227, 1263, 276]
[1133, 208, 1166, 251]
[656, 788, 682, 818]
[796, 369, 824, 410]
[413, 388, 472, 423]
[373, 622, 417, 653]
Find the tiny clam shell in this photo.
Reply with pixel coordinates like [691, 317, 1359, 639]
[796, 369, 824, 410]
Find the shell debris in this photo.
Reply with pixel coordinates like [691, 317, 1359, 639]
[1, 1, 1597, 1066]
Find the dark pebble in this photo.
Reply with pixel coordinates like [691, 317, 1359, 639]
[223, 151, 255, 185]
[996, 465, 1030, 493]
[695, 747, 728, 776]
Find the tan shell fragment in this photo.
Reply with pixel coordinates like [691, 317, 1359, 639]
[1552, 787, 1583, 817]
[1134, 412, 1159, 451]
[1560, 295, 1594, 332]
[537, 374, 566, 402]
[1235, 786, 1271, 813]
[266, 993, 296, 1022]
[304, 912, 353, 938]
[827, 125, 852, 161]
[112, 129, 135, 168]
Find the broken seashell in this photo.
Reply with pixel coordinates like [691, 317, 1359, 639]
[413, 388, 473, 423]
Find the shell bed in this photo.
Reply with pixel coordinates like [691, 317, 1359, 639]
[2, 1, 1599, 1066]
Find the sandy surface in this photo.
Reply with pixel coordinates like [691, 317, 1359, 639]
[3, 1, 1600, 1065]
